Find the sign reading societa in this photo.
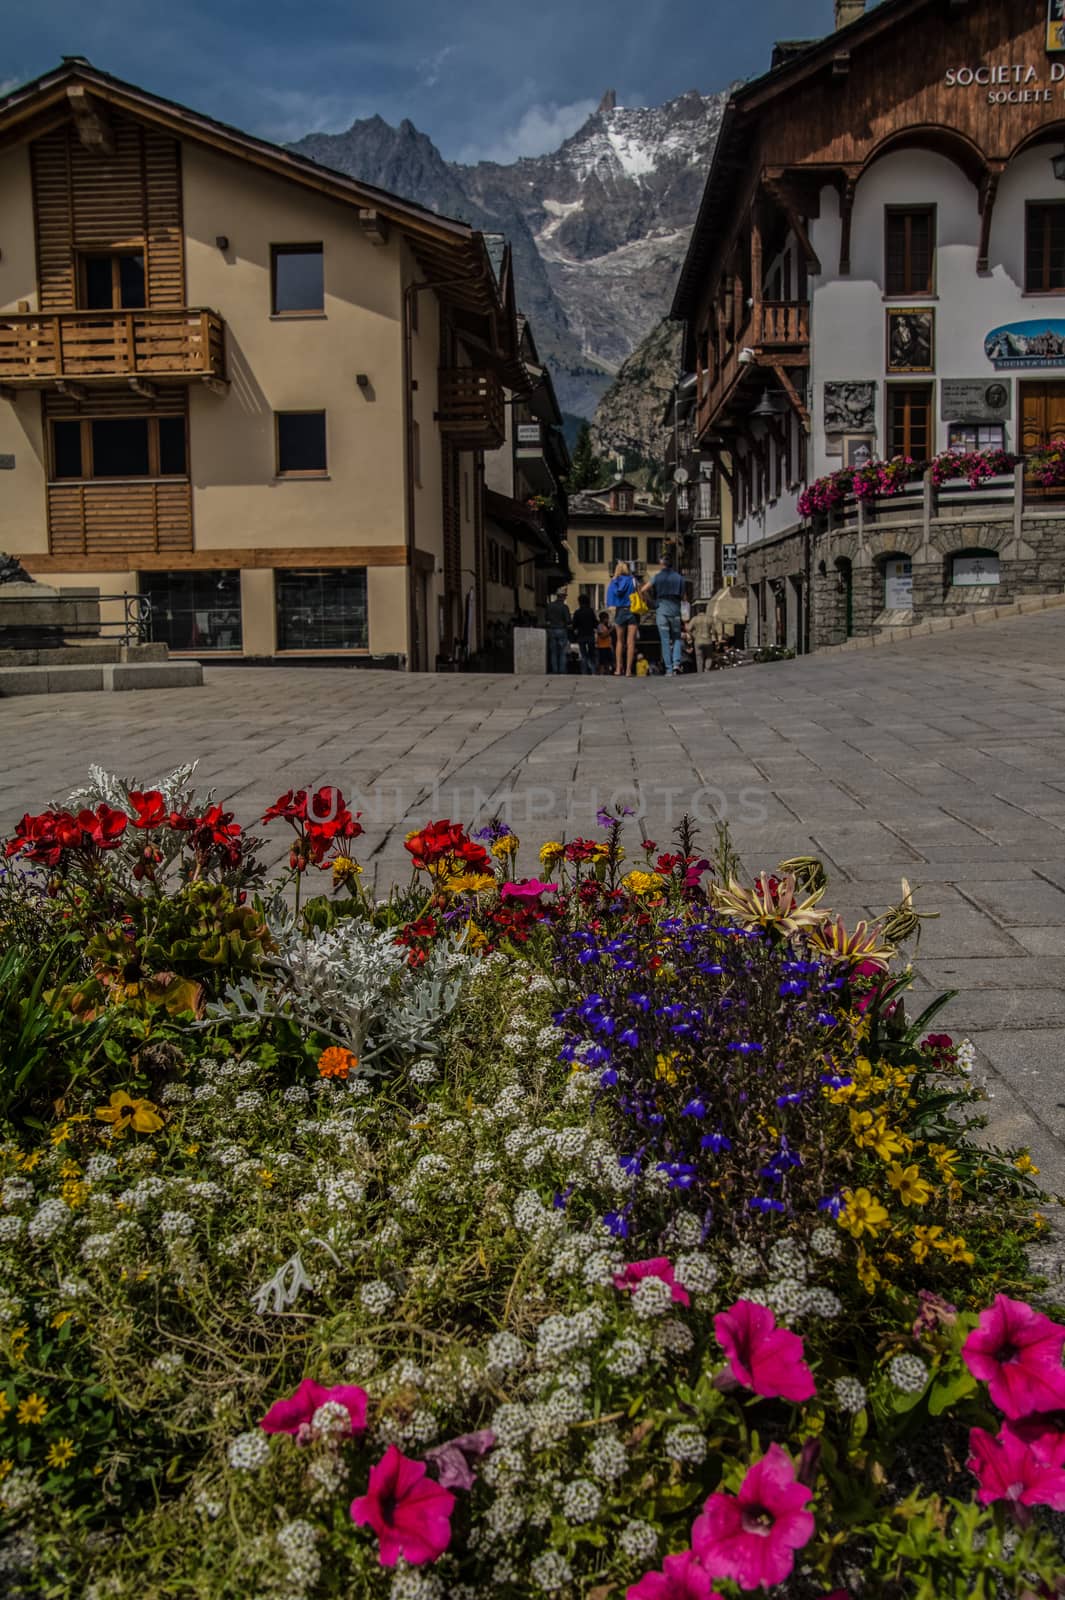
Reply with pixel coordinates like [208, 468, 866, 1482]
[946, 3, 1065, 101]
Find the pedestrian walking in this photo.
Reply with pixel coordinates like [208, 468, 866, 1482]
[572, 592, 598, 675]
[689, 606, 714, 671]
[641, 555, 687, 676]
[595, 611, 614, 674]
[606, 561, 639, 677]
[545, 589, 572, 675]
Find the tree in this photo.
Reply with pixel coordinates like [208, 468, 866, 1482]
[565, 422, 602, 492]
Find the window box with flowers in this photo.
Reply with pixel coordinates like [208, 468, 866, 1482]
[1026, 437, 1065, 490]
[797, 456, 918, 519]
[930, 447, 1019, 490]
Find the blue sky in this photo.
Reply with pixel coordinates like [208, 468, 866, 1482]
[3, 0, 836, 163]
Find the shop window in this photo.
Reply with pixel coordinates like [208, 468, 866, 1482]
[886, 384, 933, 461]
[1026, 203, 1065, 292]
[276, 411, 327, 476]
[947, 423, 1006, 454]
[885, 208, 934, 296]
[50, 415, 187, 480]
[276, 568, 367, 650]
[950, 549, 1000, 586]
[80, 251, 146, 310]
[577, 536, 604, 564]
[612, 536, 638, 565]
[141, 570, 242, 652]
[271, 245, 324, 314]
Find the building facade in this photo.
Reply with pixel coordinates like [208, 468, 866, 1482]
[567, 478, 666, 611]
[0, 60, 530, 668]
[673, 0, 1065, 650]
[661, 375, 729, 602]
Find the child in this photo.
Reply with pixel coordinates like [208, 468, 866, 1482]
[595, 611, 614, 675]
[634, 653, 650, 677]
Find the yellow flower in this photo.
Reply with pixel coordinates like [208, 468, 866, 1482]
[936, 1234, 974, 1266]
[805, 915, 894, 970]
[910, 1225, 944, 1263]
[46, 1438, 75, 1469]
[0, 1393, 10, 1420]
[838, 1187, 890, 1239]
[51, 1310, 74, 1331]
[1015, 1153, 1040, 1176]
[95, 1091, 164, 1139]
[491, 835, 518, 859]
[655, 1051, 680, 1086]
[61, 1179, 90, 1209]
[623, 870, 666, 899]
[17, 1151, 41, 1172]
[16, 1393, 48, 1426]
[184, 1143, 200, 1156]
[8, 1326, 28, 1362]
[539, 841, 565, 868]
[461, 919, 488, 951]
[886, 1163, 933, 1207]
[59, 1160, 82, 1180]
[856, 1247, 880, 1294]
[443, 872, 496, 897]
[869, 1120, 907, 1164]
[0, 1459, 11, 1481]
[710, 872, 827, 936]
[331, 855, 363, 889]
[258, 1168, 275, 1188]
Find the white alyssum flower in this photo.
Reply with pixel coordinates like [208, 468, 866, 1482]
[769, 1238, 808, 1279]
[390, 1569, 442, 1600]
[275, 1517, 320, 1589]
[359, 1279, 396, 1316]
[0, 1468, 40, 1514]
[618, 1520, 658, 1561]
[409, 1060, 439, 1086]
[1, 1179, 33, 1210]
[801, 1286, 842, 1318]
[656, 1318, 695, 1355]
[730, 1243, 763, 1281]
[582, 1249, 622, 1289]
[888, 1353, 928, 1394]
[486, 1331, 525, 1374]
[665, 1209, 704, 1249]
[810, 1226, 842, 1260]
[193, 1491, 223, 1519]
[605, 1337, 646, 1378]
[530, 1550, 573, 1592]
[956, 1038, 976, 1074]
[767, 1276, 806, 1319]
[232, 1089, 264, 1113]
[27, 1199, 71, 1245]
[631, 1275, 674, 1319]
[311, 1401, 353, 1438]
[318, 1174, 366, 1209]
[833, 1376, 868, 1414]
[0, 1217, 23, 1244]
[665, 1424, 708, 1465]
[587, 1431, 628, 1481]
[159, 1210, 196, 1238]
[561, 1478, 601, 1523]
[151, 1351, 185, 1376]
[481, 1445, 525, 1488]
[535, 1306, 605, 1365]
[227, 1431, 270, 1470]
[282, 1084, 310, 1105]
[84, 1154, 118, 1181]
[118, 1176, 167, 1212]
[490, 1403, 532, 1448]
[674, 1251, 718, 1294]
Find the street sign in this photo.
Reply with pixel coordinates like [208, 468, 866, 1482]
[722, 541, 738, 579]
[516, 423, 542, 445]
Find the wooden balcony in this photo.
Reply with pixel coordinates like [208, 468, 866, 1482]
[756, 301, 810, 349]
[697, 301, 810, 439]
[437, 367, 505, 449]
[0, 310, 226, 391]
[48, 480, 193, 559]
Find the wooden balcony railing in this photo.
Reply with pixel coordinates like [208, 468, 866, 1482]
[47, 480, 193, 559]
[0, 310, 226, 388]
[757, 301, 810, 348]
[697, 301, 810, 438]
[437, 367, 505, 449]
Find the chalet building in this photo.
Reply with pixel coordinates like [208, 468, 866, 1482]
[482, 316, 571, 664]
[567, 477, 665, 611]
[673, 0, 1065, 650]
[0, 59, 534, 669]
[661, 375, 729, 601]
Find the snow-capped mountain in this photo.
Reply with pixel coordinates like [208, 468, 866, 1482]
[290, 88, 728, 429]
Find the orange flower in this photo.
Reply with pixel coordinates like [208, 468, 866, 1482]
[318, 1046, 358, 1080]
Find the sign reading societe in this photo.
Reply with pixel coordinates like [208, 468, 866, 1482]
[944, 62, 1065, 103]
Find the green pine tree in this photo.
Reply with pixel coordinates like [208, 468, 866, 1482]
[565, 422, 601, 492]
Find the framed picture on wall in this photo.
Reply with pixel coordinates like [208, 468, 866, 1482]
[886, 308, 934, 373]
[843, 434, 875, 468]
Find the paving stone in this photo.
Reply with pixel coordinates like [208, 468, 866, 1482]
[962, 880, 1065, 927]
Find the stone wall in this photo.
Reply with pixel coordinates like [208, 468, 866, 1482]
[743, 504, 1065, 651]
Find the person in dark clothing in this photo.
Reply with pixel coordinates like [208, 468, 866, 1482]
[545, 589, 572, 675]
[641, 557, 687, 676]
[571, 593, 598, 675]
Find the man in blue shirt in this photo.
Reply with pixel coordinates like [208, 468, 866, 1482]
[641, 556, 687, 676]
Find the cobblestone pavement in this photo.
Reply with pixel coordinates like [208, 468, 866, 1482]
[4, 607, 1065, 1195]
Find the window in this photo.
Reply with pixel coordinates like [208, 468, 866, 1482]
[886, 384, 933, 460]
[1026, 204, 1065, 292]
[951, 549, 1000, 586]
[276, 411, 327, 476]
[577, 535, 604, 564]
[948, 423, 1006, 454]
[612, 536, 638, 565]
[885, 208, 934, 296]
[50, 415, 187, 480]
[276, 568, 368, 650]
[80, 251, 146, 310]
[882, 556, 913, 610]
[141, 570, 242, 653]
[271, 245, 324, 314]
[646, 537, 664, 565]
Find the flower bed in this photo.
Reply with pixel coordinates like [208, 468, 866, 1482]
[0, 771, 1062, 1599]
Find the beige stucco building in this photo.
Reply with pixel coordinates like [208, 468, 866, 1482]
[0, 60, 531, 668]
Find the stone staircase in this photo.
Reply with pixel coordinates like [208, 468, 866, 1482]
[0, 641, 203, 696]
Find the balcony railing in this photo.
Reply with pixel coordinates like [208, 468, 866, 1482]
[438, 367, 505, 449]
[697, 300, 810, 438]
[47, 480, 193, 558]
[756, 301, 810, 348]
[0, 309, 226, 388]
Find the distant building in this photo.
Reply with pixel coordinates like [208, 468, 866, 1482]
[567, 477, 664, 611]
[660, 375, 729, 601]
[673, 0, 1065, 650]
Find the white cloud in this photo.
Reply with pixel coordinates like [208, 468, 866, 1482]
[418, 45, 455, 90]
[457, 96, 598, 164]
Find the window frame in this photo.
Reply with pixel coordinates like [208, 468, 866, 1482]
[48, 413, 188, 482]
[611, 535, 638, 565]
[275, 566, 369, 652]
[577, 535, 604, 565]
[1025, 202, 1065, 294]
[270, 243, 325, 317]
[885, 381, 935, 462]
[275, 410, 328, 478]
[140, 569, 243, 653]
[78, 249, 148, 311]
[884, 206, 935, 298]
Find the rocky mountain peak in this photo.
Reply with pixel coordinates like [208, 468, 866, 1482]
[597, 88, 617, 114]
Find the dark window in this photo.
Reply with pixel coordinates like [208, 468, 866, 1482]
[276, 411, 327, 475]
[276, 568, 368, 650]
[52, 420, 83, 479]
[886, 384, 933, 460]
[1026, 203, 1065, 292]
[81, 252, 146, 309]
[577, 536, 604, 564]
[885, 208, 934, 296]
[158, 416, 187, 476]
[91, 418, 150, 477]
[272, 246, 324, 314]
[612, 536, 638, 564]
[646, 537, 664, 565]
[141, 570, 242, 653]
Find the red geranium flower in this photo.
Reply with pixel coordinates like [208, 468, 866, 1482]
[128, 789, 169, 829]
[261, 789, 309, 824]
[77, 804, 128, 850]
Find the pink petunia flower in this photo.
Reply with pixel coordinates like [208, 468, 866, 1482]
[968, 1425, 1065, 1510]
[260, 1377, 368, 1436]
[500, 878, 558, 901]
[351, 1443, 456, 1567]
[962, 1295, 1065, 1419]
[613, 1256, 691, 1308]
[627, 1549, 724, 1599]
[691, 1442, 815, 1592]
[1003, 1414, 1065, 1469]
[424, 1428, 496, 1490]
[714, 1300, 817, 1402]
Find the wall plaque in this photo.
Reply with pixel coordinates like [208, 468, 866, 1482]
[941, 379, 1011, 421]
[887, 308, 935, 373]
[824, 381, 876, 435]
[0, 455, 14, 470]
[985, 320, 1065, 369]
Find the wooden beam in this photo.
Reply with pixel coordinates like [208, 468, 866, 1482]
[764, 182, 822, 273]
[128, 377, 157, 399]
[977, 165, 1004, 275]
[22, 544, 417, 575]
[358, 208, 390, 245]
[66, 85, 115, 156]
[771, 363, 811, 433]
[838, 174, 858, 275]
[55, 380, 86, 402]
